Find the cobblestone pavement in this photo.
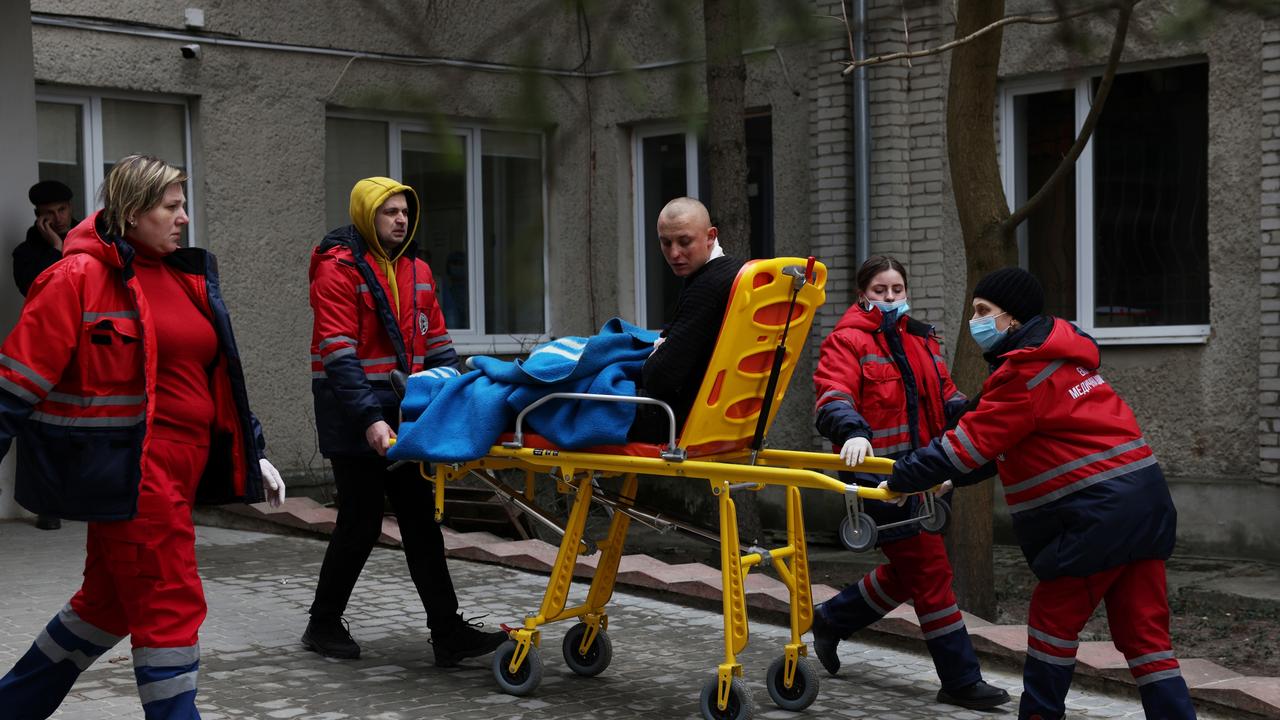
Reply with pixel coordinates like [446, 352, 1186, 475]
[0, 521, 1229, 719]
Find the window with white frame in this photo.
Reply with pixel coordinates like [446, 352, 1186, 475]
[36, 91, 193, 243]
[632, 115, 774, 329]
[325, 116, 548, 345]
[1001, 62, 1209, 344]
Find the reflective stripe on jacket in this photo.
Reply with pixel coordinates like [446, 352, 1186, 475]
[309, 226, 457, 457]
[0, 212, 265, 521]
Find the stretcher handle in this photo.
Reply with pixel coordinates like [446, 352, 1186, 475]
[749, 259, 813, 457]
[503, 392, 687, 461]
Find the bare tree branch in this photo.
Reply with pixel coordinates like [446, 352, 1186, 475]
[840, 0, 856, 67]
[840, 1, 1113, 74]
[1004, 0, 1137, 231]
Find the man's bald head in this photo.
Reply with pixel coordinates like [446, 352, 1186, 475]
[656, 197, 718, 278]
[658, 197, 711, 229]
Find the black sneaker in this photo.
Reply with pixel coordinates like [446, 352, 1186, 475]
[35, 515, 61, 530]
[937, 680, 1011, 710]
[302, 617, 360, 659]
[430, 614, 508, 668]
[811, 607, 842, 676]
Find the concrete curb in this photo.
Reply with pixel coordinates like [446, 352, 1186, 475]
[226, 498, 1280, 719]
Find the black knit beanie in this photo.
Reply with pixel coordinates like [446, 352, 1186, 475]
[972, 267, 1044, 323]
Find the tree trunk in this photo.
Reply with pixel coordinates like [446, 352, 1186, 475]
[942, 0, 1016, 621]
[702, 0, 760, 542]
[702, 0, 752, 259]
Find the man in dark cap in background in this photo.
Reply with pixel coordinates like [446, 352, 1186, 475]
[14, 180, 76, 298]
[11, 180, 76, 530]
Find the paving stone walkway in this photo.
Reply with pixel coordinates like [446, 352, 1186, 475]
[0, 521, 1235, 719]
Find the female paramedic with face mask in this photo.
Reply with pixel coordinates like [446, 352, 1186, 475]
[882, 267, 1195, 720]
[809, 255, 1009, 710]
[0, 154, 286, 720]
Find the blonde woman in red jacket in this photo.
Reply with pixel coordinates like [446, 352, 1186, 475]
[0, 154, 284, 719]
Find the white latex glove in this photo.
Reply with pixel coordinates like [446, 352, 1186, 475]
[651, 336, 666, 354]
[839, 436, 873, 467]
[260, 458, 286, 507]
[876, 480, 908, 506]
[933, 479, 954, 498]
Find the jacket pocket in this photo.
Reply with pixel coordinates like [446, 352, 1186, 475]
[15, 423, 142, 521]
[861, 361, 905, 418]
[80, 317, 144, 389]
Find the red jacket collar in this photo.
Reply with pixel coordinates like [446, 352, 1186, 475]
[63, 211, 128, 270]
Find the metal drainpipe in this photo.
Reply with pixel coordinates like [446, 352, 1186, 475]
[852, 0, 871, 266]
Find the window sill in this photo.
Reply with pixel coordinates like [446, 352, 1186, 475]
[1089, 325, 1210, 346]
[453, 335, 549, 357]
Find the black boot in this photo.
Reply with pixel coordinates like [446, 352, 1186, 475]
[811, 607, 842, 676]
[431, 614, 508, 668]
[302, 616, 360, 659]
[937, 679, 1011, 710]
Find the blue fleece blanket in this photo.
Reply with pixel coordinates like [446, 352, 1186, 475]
[388, 318, 660, 463]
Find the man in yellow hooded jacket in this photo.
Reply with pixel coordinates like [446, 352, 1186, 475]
[303, 177, 506, 665]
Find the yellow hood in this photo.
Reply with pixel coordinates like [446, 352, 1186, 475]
[349, 177, 419, 263]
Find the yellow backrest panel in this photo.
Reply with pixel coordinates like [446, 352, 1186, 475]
[679, 257, 827, 456]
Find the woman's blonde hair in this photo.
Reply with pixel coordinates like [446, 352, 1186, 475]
[99, 154, 187, 237]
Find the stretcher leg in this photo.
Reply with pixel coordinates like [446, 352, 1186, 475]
[709, 479, 748, 716]
[582, 473, 637, 614]
[760, 486, 820, 710]
[532, 466, 594, 625]
[562, 473, 637, 677]
[494, 465, 595, 696]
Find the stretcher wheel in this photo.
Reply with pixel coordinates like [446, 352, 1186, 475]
[562, 622, 612, 677]
[492, 640, 543, 696]
[699, 676, 754, 720]
[838, 513, 877, 552]
[916, 498, 950, 534]
[764, 656, 819, 711]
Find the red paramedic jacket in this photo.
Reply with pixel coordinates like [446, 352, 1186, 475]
[814, 303, 965, 456]
[0, 213, 265, 521]
[813, 303, 966, 544]
[889, 316, 1177, 580]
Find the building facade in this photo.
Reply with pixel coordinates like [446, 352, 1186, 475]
[2, 0, 1276, 559]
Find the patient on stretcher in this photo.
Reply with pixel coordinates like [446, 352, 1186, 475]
[629, 197, 742, 442]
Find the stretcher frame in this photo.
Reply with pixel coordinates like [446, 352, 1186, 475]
[400, 257, 926, 719]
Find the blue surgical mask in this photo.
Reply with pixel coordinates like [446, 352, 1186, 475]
[870, 299, 910, 319]
[969, 312, 1009, 352]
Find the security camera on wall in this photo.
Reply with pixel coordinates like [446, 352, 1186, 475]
[180, 44, 201, 60]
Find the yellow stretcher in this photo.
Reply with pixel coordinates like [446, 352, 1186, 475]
[401, 257, 917, 720]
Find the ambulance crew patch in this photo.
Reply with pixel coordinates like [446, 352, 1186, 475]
[418, 311, 429, 336]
